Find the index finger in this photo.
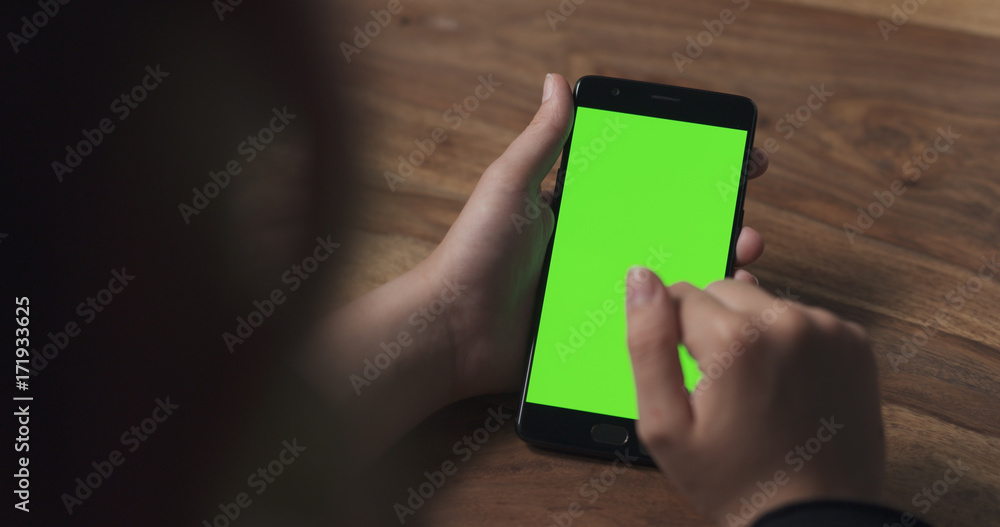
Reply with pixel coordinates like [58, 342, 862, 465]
[704, 279, 789, 315]
[665, 282, 745, 365]
[625, 268, 693, 440]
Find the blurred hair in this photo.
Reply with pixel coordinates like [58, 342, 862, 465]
[3, 1, 356, 524]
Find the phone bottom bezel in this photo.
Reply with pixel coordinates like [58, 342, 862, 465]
[515, 401, 655, 466]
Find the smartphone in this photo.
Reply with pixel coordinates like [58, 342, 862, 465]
[516, 76, 757, 464]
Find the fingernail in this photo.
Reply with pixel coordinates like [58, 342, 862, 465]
[542, 73, 554, 103]
[626, 266, 654, 306]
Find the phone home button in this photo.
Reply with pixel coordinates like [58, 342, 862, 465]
[590, 423, 628, 446]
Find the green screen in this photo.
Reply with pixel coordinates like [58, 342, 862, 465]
[525, 106, 748, 420]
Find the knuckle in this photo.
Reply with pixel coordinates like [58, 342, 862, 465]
[703, 280, 726, 294]
[527, 112, 567, 143]
[805, 306, 841, 334]
[765, 308, 814, 351]
[846, 320, 871, 345]
[636, 417, 674, 451]
[712, 313, 747, 347]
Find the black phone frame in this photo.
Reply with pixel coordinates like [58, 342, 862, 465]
[516, 76, 758, 466]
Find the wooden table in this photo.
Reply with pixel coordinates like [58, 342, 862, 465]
[330, 1, 1000, 525]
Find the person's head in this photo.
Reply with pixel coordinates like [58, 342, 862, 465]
[10, 2, 356, 523]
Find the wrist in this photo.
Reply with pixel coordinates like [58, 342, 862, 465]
[421, 252, 500, 404]
[414, 256, 476, 405]
[294, 264, 461, 463]
[389, 260, 464, 407]
[306, 260, 459, 410]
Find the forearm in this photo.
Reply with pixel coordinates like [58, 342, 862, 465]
[301, 261, 460, 464]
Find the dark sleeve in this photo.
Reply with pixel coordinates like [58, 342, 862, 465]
[752, 500, 933, 527]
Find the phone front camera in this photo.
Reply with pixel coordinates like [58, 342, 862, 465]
[611, 88, 620, 96]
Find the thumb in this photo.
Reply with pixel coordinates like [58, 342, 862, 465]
[625, 267, 693, 446]
[480, 73, 574, 192]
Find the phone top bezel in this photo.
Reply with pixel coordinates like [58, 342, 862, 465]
[575, 75, 758, 130]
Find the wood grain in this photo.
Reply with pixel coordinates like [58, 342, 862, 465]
[776, 0, 1000, 39]
[329, 0, 1000, 525]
